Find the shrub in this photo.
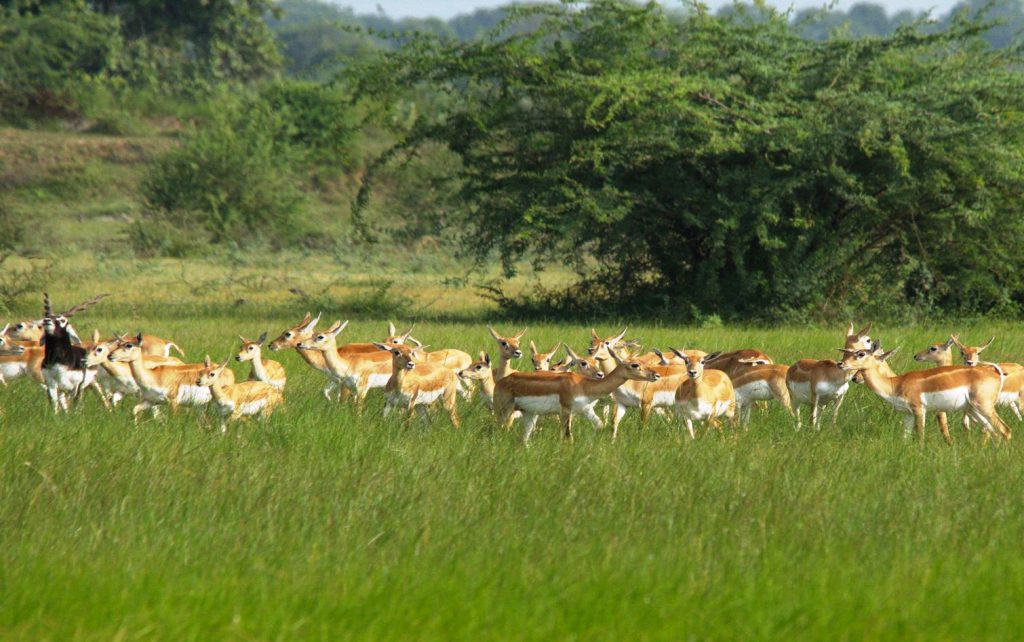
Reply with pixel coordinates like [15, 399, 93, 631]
[140, 98, 307, 250]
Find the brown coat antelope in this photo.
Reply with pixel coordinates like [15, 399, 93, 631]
[374, 342, 461, 427]
[295, 320, 393, 411]
[785, 356, 855, 430]
[493, 349, 659, 444]
[729, 358, 793, 424]
[671, 349, 737, 438]
[197, 358, 283, 431]
[236, 332, 287, 389]
[839, 346, 1010, 444]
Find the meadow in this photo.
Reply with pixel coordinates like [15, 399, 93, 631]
[4, 315, 1024, 641]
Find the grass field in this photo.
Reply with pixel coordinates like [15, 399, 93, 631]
[4, 317, 1024, 640]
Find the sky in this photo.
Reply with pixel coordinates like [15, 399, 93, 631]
[334, 0, 965, 19]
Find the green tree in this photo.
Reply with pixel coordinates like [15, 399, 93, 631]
[353, 1, 1024, 320]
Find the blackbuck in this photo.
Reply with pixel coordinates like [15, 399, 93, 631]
[40, 293, 108, 412]
[704, 350, 774, 380]
[384, 322, 474, 372]
[196, 357, 283, 431]
[839, 346, 1011, 444]
[109, 336, 235, 420]
[236, 332, 287, 389]
[844, 322, 896, 378]
[85, 334, 183, 407]
[946, 335, 1024, 424]
[670, 349, 737, 438]
[493, 348, 659, 444]
[373, 342, 461, 427]
[608, 354, 689, 438]
[296, 320, 392, 411]
[729, 358, 793, 424]
[488, 326, 526, 380]
[950, 335, 1023, 374]
[529, 341, 561, 371]
[785, 355, 855, 431]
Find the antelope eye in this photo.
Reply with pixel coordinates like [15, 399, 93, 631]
[501, 342, 508, 347]
[475, 365, 483, 370]
[316, 335, 324, 341]
[630, 363, 639, 369]
[930, 347, 936, 352]
[284, 332, 293, 338]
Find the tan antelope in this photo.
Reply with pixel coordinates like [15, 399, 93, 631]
[728, 357, 793, 425]
[384, 322, 474, 372]
[945, 335, 1024, 424]
[268, 312, 375, 401]
[785, 355, 855, 430]
[529, 341, 561, 371]
[704, 349, 774, 380]
[488, 326, 526, 380]
[608, 355, 690, 438]
[494, 347, 659, 444]
[950, 335, 1023, 374]
[458, 352, 499, 407]
[84, 332, 183, 407]
[915, 337, 971, 434]
[839, 345, 1011, 444]
[671, 349, 737, 438]
[588, 328, 676, 370]
[844, 322, 896, 378]
[0, 322, 45, 387]
[109, 336, 235, 420]
[196, 357, 283, 431]
[236, 332, 287, 389]
[295, 320, 393, 411]
[373, 342, 461, 427]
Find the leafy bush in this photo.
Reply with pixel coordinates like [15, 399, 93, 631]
[140, 98, 307, 250]
[0, 4, 121, 122]
[258, 80, 360, 168]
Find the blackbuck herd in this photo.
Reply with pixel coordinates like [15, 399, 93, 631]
[2, 294, 1019, 444]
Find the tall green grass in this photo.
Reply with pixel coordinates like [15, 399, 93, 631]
[2, 320, 1024, 640]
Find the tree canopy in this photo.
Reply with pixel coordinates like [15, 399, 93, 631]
[352, 1, 1024, 320]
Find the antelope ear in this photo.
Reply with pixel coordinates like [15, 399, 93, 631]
[549, 342, 560, 355]
[301, 313, 321, 334]
[846, 321, 855, 336]
[669, 347, 686, 360]
[408, 337, 423, 347]
[483, 352, 491, 365]
[591, 328, 600, 340]
[487, 326, 501, 341]
[329, 320, 349, 337]
[703, 351, 721, 363]
[92, 329, 101, 343]
[387, 321, 396, 336]
[238, 335, 248, 344]
[611, 327, 628, 344]
[564, 345, 582, 362]
[135, 333, 143, 344]
[857, 323, 871, 337]
[373, 342, 391, 352]
[514, 327, 527, 340]
[979, 337, 994, 352]
[299, 312, 312, 325]
[204, 355, 212, 367]
[943, 337, 955, 349]
[0, 323, 8, 335]
[529, 340, 538, 355]
[257, 331, 267, 345]
[219, 358, 231, 371]
[652, 348, 669, 365]
[880, 347, 900, 362]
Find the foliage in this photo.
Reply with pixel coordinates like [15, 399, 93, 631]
[353, 1, 1024, 321]
[0, 2, 122, 121]
[139, 96, 307, 251]
[257, 80, 360, 168]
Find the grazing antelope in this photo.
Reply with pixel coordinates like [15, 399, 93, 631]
[671, 349, 737, 438]
[704, 349, 774, 380]
[529, 341, 561, 371]
[40, 293, 109, 412]
[236, 332, 287, 389]
[296, 320, 392, 411]
[373, 342, 461, 427]
[839, 345, 1011, 444]
[196, 357, 283, 431]
[494, 347, 659, 444]
[488, 326, 526, 380]
[85, 333, 183, 407]
[785, 354, 855, 431]
[109, 336, 235, 420]
[729, 358, 793, 424]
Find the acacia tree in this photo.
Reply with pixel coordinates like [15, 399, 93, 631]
[353, 1, 1024, 320]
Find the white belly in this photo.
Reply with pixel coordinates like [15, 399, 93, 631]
[735, 380, 772, 405]
[176, 385, 211, 406]
[45, 365, 94, 392]
[788, 381, 812, 403]
[0, 362, 26, 379]
[414, 387, 444, 405]
[240, 399, 267, 415]
[651, 390, 677, 408]
[999, 391, 1018, 407]
[817, 380, 848, 400]
[920, 387, 970, 412]
[367, 373, 392, 390]
[614, 386, 642, 407]
[515, 394, 562, 415]
[678, 397, 728, 420]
